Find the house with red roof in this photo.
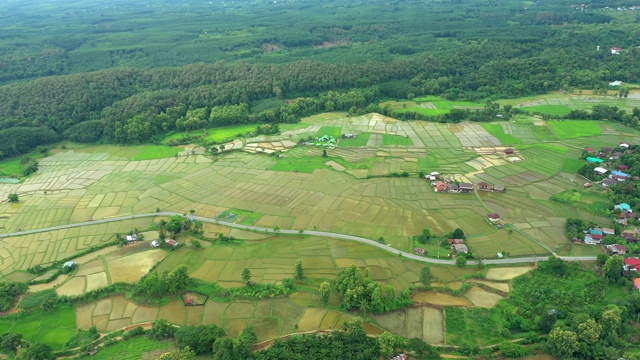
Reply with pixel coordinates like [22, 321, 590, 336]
[617, 164, 629, 171]
[611, 47, 623, 55]
[635, 278, 640, 292]
[434, 181, 448, 192]
[625, 258, 640, 272]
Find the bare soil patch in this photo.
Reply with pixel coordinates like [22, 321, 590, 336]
[464, 287, 505, 308]
[107, 249, 168, 283]
[485, 266, 533, 280]
[412, 291, 473, 307]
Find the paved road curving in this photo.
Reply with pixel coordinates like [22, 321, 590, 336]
[0, 212, 597, 265]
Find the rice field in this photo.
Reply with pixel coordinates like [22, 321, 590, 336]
[0, 305, 76, 349]
[547, 120, 603, 139]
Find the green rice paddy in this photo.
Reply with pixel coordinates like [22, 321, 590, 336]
[315, 126, 342, 139]
[523, 105, 572, 116]
[382, 134, 413, 146]
[134, 146, 182, 161]
[480, 124, 523, 145]
[547, 120, 603, 139]
[338, 133, 371, 147]
[163, 124, 258, 144]
[0, 306, 76, 349]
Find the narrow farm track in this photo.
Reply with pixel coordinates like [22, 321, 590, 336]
[0, 212, 596, 265]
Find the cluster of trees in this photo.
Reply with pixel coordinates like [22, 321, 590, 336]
[564, 217, 595, 241]
[334, 265, 412, 313]
[0, 281, 28, 312]
[257, 318, 440, 359]
[567, 106, 640, 130]
[0, 127, 59, 161]
[0, 331, 54, 360]
[149, 320, 256, 358]
[133, 265, 190, 299]
[546, 306, 624, 359]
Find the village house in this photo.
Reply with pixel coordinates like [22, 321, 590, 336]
[504, 148, 515, 155]
[413, 247, 426, 256]
[449, 238, 465, 245]
[615, 203, 632, 212]
[434, 181, 448, 192]
[611, 170, 630, 181]
[454, 243, 469, 254]
[634, 278, 640, 292]
[622, 230, 638, 242]
[607, 244, 627, 255]
[447, 183, 459, 193]
[616, 213, 628, 226]
[586, 157, 604, 164]
[486, 213, 500, 222]
[624, 258, 640, 272]
[494, 184, 506, 192]
[585, 147, 595, 153]
[459, 183, 474, 193]
[601, 227, 615, 236]
[602, 178, 617, 187]
[584, 182, 593, 188]
[611, 47, 623, 55]
[125, 234, 138, 243]
[617, 164, 629, 171]
[584, 228, 603, 244]
[594, 167, 608, 175]
[602, 146, 614, 153]
[620, 142, 631, 149]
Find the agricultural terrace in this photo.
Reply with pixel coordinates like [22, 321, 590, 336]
[1, 111, 635, 269]
[498, 90, 640, 115]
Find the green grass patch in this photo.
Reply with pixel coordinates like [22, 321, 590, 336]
[0, 306, 76, 350]
[480, 124, 523, 145]
[338, 133, 371, 147]
[561, 158, 585, 173]
[518, 143, 567, 154]
[90, 336, 176, 360]
[394, 107, 448, 116]
[413, 95, 444, 102]
[381, 134, 413, 146]
[134, 145, 182, 161]
[0, 148, 49, 178]
[164, 124, 258, 144]
[523, 105, 572, 116]
[217, 208, 262, 225]
[315, 126, 342, 139]
[20, 289, 57, 310]
[445, 307, 505, 346]
[270, 154, 351, 173]
[547, 120, 603, 139]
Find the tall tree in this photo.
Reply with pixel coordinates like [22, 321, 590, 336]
[295, 259, 304, 281]
[241, 267, 252, 285]
[419, 266, 432, 288]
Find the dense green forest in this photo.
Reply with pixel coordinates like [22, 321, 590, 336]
[0, 0, 639, 158]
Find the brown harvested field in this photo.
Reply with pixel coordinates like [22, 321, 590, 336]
[412, 291, 473, 307]
[297, 308, 327, 331]
[254, 300, 272, 317]
[122, 301, 138, 318]
[132, 305, 159, 323]
[185, 306, 204, 326]
[71, 246, 117, 264]
[447, 281, 464, 290]
[319, 310, 341, 329]
[76, 303, 95, 330]
[422, 307, 445, 344]
[289, 291, 321, 307]
[85, 272, 108, 292]
[473, 280, 510, 293]
[405, 308, 423, 339]
[56, 276, 86, 296]
[93, 314, 110, 331]
[76, 259, 106, 276]
[272, 299, 305, 333]
[223, 318, 249, 338]
[249, 317, 281, 341]
[464, 287, 505, 308]
[110, 295, 131, 320]
[485, 266, 534, 280]
[158, 300, 186, 325]
[229, 229, 272, 240]
[29, 274, 68, 292]
[106, 317, 132, 332]
[201, 301, 228, 326]
[93, 297, 113, 316]
[372, 310, 406, 335]
[107, 249, 168, 283]
[225, 302, 255, 318]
